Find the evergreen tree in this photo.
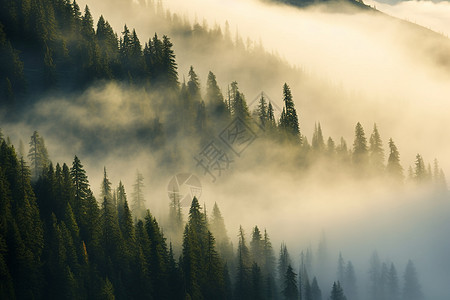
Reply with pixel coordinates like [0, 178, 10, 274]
[329, 281, 347, 300]
[262, 229, 277, 298]
[188, 65, 201, 102]
[278, 243, 291, 286]
[235, 226, 251, 299]
[251, 226, 263, 267]
[28, 131, 49, 179]
[279, 83, 300, 140]
[161, 35, 178, 89]
[386, 138, 403, 181]
[337, 253, 345, 284]
[369, 124, 384, 173]
[352, 122, 368, 169]
[344, 261, 357, 300]
[251, 262, 264, 300]
[267, 102, 276, 129]
[100, 167, 112, 205]
[312, 122, 325, 153]
[132, 171, 145, 220]
[257, 93, 268, 128]
[311, 277, 322, 300]
[203, 231, 225, 299]
[432, 159, 447, 192]
[387, 263, 399, 300]
[414, 154, 426, 183]
[168, 184, 183, 237]
[144, 211, 170, 299]
[368, 252, 381, 300]
[116, 182, 126, 224]
[326, 137, 336, 157]
[210, 203, 231, 255]
[206, 71, 227, 119]
[230, 81, 250, 120]
[402, 260, 422, 300]
[283, 265, 299, 300]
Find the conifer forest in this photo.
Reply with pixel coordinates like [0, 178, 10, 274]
[1, 0, 450, 299]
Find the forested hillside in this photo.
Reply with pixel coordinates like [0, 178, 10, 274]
[1, 0, 450, 299]
[0, 134, 430, 299]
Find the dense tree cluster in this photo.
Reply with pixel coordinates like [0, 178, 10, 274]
[0, 0, 447, 192]
[0, 0, 446, 298]
[0, 130, 433, 299]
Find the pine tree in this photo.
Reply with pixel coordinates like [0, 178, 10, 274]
[251, 226, 263, 267]
[188, 65, 201, 103]
[380, 262, 389, 300]
[100, 277, 116, 300]
[210, 202, 233, 264]
[386, 138, 403, 181]
[368, 252, 381, 300]
[132, 171, 145, 220]
[267, 102, 276, 130]
[278, 243, 291, 286]
[203, 231, 225, 299]
[206, 71, 227, 120]
[144, 212, 170, 299]
[311, 277, 322, 300]
[387, 263, 399, 300]
[327, 137, 336, 157]
[432, 159, 448, 192]
[312, 122, 325, 153]
[119, 197, 135, 255]
[279, 83, 301, 140]
[402, 260, 422, 300]
[257, 93, 268, 128]
[168, 184, 183, 237]
[28, 131, 49, 179]
[100, 193, 123, 267]
[235, 226, 251, 299]
[414, 154, 426, 183]
[161, 35, 178, 89]
[70, 156, 91, 226]
[100, 167, 112, 205]
[330, 281, 347, 300]
[337, 253, 345, 284]
[352, 122, 368, 169]
[283, 265, 299, 300]
[230, 81, 250, 120]
[261, 230, 275, 275]
[344, 261, 357, 300]
[116, 181, 126, 224]
[369, 124, 384, 174]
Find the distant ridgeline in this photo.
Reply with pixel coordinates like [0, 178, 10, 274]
[268, 0, 372, 10]
[0, 0, 293, 116]
[0, 131, 431, 299]
[0, 0, 180, 109]
[0, 0, 448, 187]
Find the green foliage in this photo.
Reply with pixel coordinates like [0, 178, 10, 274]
[330, 281, 347, 300]
[279, 83, 301, 141]
[387, 138, 403, 181]
[28, 131, 49, 180]
[352, 122, 368, 169]
[311, 277, 322, 300]
[132, 171, 146, 220]
[230, 81, 250, 120]
[369, 124, 384, 173]
[282, 265, 298, 300]
[414, 154, 426, 183]
[312, 122, 325, 153]
[235, 225, 252, 299]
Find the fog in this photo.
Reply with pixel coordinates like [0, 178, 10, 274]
[3, 0, 450, 297]
[367, 0, 450, 36]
